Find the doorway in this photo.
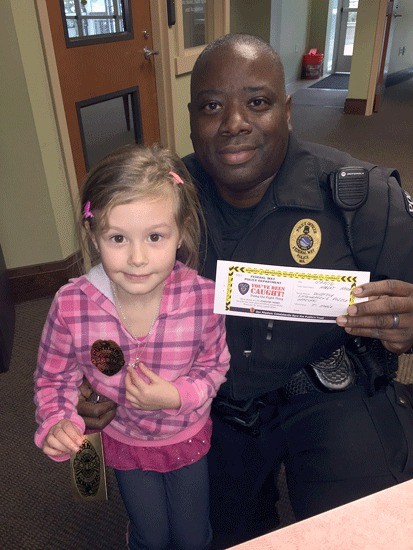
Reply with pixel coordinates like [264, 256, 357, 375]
[43, 0, 160, 187]
[334, 0, 359, 73]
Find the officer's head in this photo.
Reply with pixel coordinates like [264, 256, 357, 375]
[189, 34, 291, 206]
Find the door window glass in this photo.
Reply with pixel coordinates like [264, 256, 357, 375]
[182, 0, 208, 49]
[77, 89, 142, 171]
[61, 0, 132, 46]
[343, 0, 358, 56]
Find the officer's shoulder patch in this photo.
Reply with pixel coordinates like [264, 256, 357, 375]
[402, 190, 413, 217]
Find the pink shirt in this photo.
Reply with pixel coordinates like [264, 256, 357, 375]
[101, 419, 212, 472]
[34, 262, 230, 467]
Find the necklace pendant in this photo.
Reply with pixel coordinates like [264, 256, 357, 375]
[128, 357, 140, 369]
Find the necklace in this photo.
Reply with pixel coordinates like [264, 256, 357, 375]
[111, 282, 159, 367]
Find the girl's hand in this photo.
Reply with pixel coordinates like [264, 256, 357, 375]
[42, 419, 84, 458]
[125, 363, 181, 410]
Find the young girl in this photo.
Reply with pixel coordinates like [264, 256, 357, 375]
[34, 145, 230, 550]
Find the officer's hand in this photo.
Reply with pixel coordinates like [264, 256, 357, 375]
[78, 378, 117, 430]
[336, 279, 413, 354]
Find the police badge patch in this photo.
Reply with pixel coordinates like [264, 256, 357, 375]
[403, 190, 413, 217]
[70, 433, 108, 501]
[91, 340, 125, 376]
[238, 282, 250, 295]
[289, 219, 322, 265]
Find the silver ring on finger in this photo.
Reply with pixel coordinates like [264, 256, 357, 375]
[392, 313, 400, 329]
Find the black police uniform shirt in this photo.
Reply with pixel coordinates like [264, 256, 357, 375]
[183, 135, 413, 400]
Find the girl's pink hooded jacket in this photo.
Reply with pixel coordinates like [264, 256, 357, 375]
[34, 261, 230, 461]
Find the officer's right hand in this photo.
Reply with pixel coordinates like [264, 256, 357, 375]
[336, 279, 413, 355]
[78, 378, 117, 430]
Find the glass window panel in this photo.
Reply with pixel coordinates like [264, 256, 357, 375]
[62, 0, 127, 41]
[326, 0, 339, 73]
[182, 0, 208, 49]
[344, 13, 357, 56]
[78, 91, 142, 171]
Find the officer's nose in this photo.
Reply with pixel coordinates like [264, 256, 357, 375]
[220, 103, 251, 136]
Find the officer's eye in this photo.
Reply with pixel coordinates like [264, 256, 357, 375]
[249, 98, 270, 109]
[203, 101, 221, 112]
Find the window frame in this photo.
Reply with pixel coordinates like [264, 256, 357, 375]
[174, 0, 229, 75]
[59, 0, 133, 48]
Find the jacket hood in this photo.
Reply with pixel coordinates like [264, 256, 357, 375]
[68, 261, 199, 319]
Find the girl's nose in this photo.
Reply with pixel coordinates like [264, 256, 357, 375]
[128, 243, 148, 266]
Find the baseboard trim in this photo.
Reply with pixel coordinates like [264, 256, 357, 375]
[385, 67, 413, 88]
[7, 251, 83, 303]
[344, 98, 367, 115]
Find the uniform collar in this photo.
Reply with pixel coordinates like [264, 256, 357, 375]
[271, 134, 324, 211]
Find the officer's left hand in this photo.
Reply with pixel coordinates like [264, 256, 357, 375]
[336, 279, 413, 354]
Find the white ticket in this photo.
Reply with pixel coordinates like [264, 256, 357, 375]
[214, 260, 370, 323]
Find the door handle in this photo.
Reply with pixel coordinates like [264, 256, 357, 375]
[144, 47, 160, 60]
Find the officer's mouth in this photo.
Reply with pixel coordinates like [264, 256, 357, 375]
[218, 146, 257, 165]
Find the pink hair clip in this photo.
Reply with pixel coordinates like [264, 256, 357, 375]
[169, 171, 184, 185]
[83, 200, 94, 219]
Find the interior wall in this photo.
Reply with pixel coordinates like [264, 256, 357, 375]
[307, 0, 329, 54]
[342, 0, 391, 117]
[173, 74, 193, 157]
[347, 0, 386, 101]
[387, 0, 413, 72]
[230, 0, 271, 41]
[270, 0, 312, 83]
[0, 0, 76, 270]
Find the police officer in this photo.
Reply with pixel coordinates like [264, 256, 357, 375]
[184, 34, 413, 548]
[79, 34, 413, 550]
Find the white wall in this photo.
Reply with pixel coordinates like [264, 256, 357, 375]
[231, 0, 271, 40]
[0, 1, 77, 269]
[387, 0, 413, 73]
[270, 0, 311, 84]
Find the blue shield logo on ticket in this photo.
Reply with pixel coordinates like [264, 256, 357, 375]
[238, 282, 250, 295]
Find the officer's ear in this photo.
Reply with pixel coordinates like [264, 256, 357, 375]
[286, 95, 292, 131]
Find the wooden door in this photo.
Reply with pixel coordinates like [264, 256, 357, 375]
[45, 0, 160, 186]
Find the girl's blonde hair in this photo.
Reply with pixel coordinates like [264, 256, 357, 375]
[80, 144, 202, 269]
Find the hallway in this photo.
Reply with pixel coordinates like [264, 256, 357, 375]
[289, 76, 413, 190]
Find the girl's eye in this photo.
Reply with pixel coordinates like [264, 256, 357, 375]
[111, 235, 125, 244]
[148, 233, 162, 243]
